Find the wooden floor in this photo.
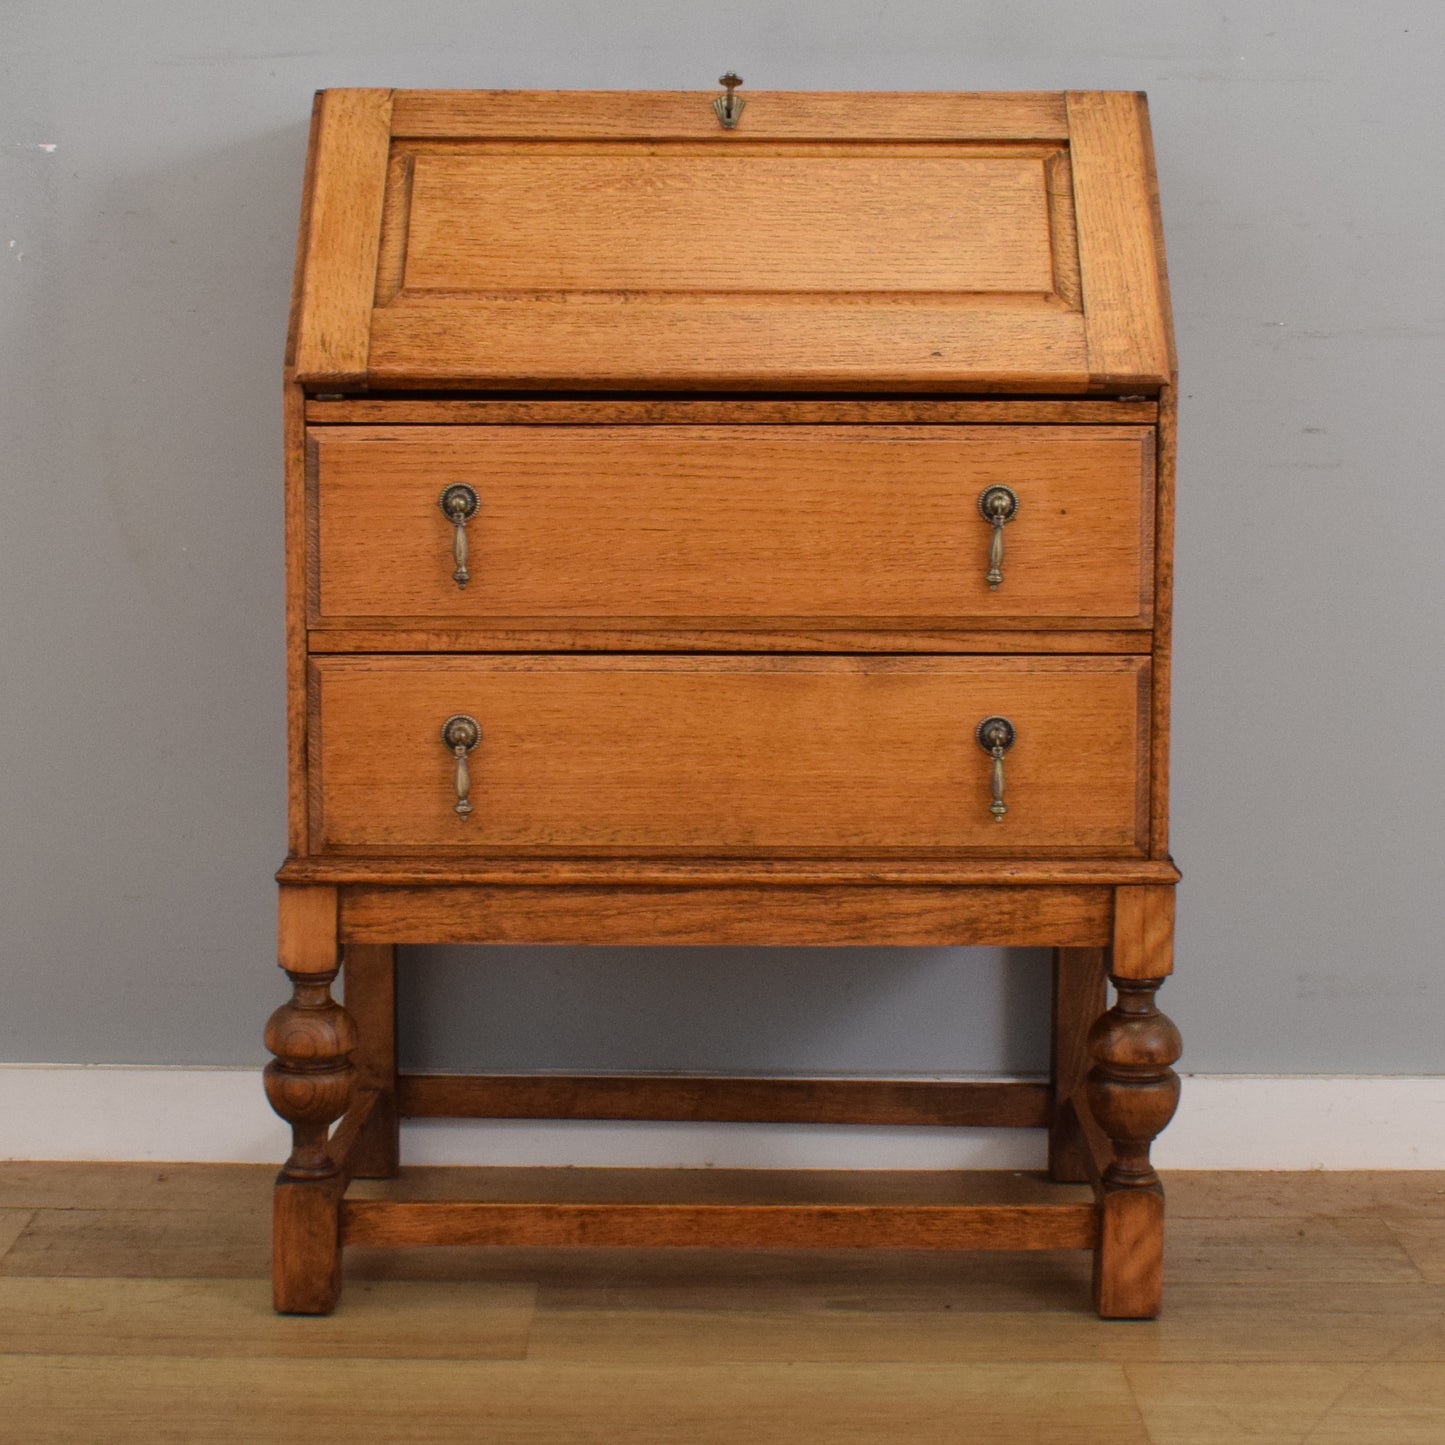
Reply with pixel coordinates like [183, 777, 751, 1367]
[0, 1166, 1443, 1443]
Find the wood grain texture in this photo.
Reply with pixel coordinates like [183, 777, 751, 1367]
[1066, 92, 1171, 390]
[1150, 382, 1178, 856]
[398, 153, 1061, 296]
[283, 383, 309, 852]
[1049, 947, 1108, 1183]
[291, 89, 393, 387]
[308, 655, 1150, 855]
[0, 1357, 1151, 1445]
[1094, 1185, 1164, 1320]
[389, 89, 1073, 141]
[339, 883, 1112, 947]
[365, 104, 1095, 390]
[1111, 885, 1176, 979]
[397, 1075, 1053, 1128]
[0, 1207, 271, 1279]
[341, 1199, 1098, 1251]
[366, 300, 1090, 393]
[282, 94, 323, 373]
[12, 1163, 1445, 1442]
[271, 1176, 344, 1314]
[0, 1275, 535, 1358]
[307, 626, 1150, 656]
[304, 398, 1160, 426]
[310, 425, 1154, 631]
[280, 856, 1183, 887]
[340, 945, 399, 1178]
[0, 1209, 32, 1262]
[275, 884, 337, 976]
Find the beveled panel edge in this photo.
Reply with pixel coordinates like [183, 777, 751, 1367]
[303, 398, 1160, 424]
[387, 89, 1072, 141]
[305, 628, 1153, 654]
[305, 651, 1149, 675]
[278, 856, 1182, 887]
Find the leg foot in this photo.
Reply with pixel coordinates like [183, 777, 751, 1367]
[273, 1175, 345, 1314]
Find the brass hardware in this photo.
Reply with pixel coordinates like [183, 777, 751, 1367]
[712, 72, 745, 129]
[441, 714, 481, 819]
[974, 716, 1015, 823]
[438, 484, 480, 588]
[977, 485, 1018, 589]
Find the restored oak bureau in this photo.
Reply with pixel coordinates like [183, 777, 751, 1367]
[266, 84, 1181, 1318]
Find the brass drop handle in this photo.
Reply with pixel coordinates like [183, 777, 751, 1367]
[441, 714, 481, 818]
[975, 716, 1015, 822]
[977, 486, 1018, 589]
[438, 485, 480, 589]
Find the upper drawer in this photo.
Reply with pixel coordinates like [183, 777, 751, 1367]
[289, 90, 1172, 392]
[310, 425, 1155, 633]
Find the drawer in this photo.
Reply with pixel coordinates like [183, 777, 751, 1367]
[309, 426, 1154, 633]
[309, 656, 1149, 856]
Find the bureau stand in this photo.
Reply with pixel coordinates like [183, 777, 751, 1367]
[267, 86, 1181, 1320]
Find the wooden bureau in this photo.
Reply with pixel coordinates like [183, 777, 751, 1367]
[267, 85, 1181, 1318]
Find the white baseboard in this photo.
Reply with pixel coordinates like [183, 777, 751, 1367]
[1, 1066, 1442, 1169]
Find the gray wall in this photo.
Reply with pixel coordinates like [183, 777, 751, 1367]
[4, 2, 1442, 1076]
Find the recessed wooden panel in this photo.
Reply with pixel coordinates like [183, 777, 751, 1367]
[401, 154, 1058, 296]
[311, 425, 1153, 630]
[309, 655, 1148, 855]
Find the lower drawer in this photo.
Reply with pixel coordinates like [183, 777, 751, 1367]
[308, 655, 1149, 856]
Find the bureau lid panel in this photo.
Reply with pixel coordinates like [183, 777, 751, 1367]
[289, 90, 1172, 393]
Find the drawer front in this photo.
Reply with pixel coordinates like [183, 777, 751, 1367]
[310, 656, 1148, 856]
[311, 426, 1154, 632]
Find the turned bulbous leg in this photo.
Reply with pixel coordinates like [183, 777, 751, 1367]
[1085, 976, 1182, 1190]
[264, 967, 358, 1179]
[1086, 972, 1181, 1319]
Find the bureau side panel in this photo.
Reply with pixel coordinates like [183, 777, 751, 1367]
[1150, 386, 1176, 857]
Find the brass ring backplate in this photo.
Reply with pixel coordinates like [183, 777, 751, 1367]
[974, 716, 1016, 753]
[977, 485, 1019, 523]
[438, 484, 479, 521]
[441, 714, 481, 753]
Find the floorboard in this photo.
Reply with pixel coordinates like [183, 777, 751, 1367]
[0, 1165, 1442, 1442]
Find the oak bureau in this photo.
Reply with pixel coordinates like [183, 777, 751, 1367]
[266, 84, 1182, 1318]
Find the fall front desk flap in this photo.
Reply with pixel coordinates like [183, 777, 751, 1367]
[289, 88, 1173, 394]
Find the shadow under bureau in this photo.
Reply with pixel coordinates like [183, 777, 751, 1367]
[266, 85, 1181, 1318]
